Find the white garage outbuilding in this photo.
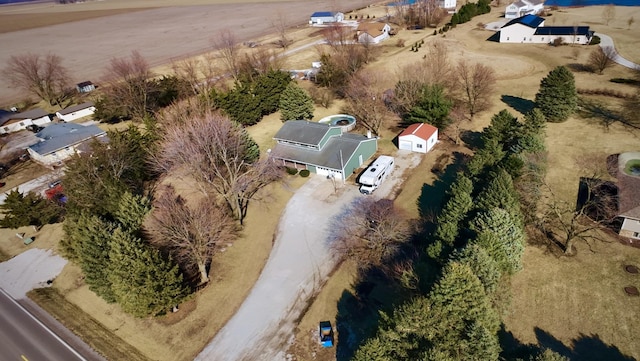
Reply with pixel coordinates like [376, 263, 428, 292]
[398, 123, 438, 154]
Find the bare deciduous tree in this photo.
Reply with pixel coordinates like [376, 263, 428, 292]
[271, 11, 291, 48]
[147, 185, 236, 285]
[171, 53, 222, 107]
[390, 40, 453, 117]
[213, 29, 240, 81]
[2, 53, 70, 106]
[102, 51, 155, 120]
[323, 23, 353, 50]
[343, 69, 391, 136]
[588, 46, 616, 74]
[627, 16, 635, 30]
[538, 153, 617, 255]
[237, 47, 286, 82]
[154, 112, 283, 225]
[331, 198, 410, 272]
[602, 4, 616, 26]
[454, 60, 496, 120]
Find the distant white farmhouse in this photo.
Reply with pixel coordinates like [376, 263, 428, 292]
[389, 0, 456, 11]
[27, 122, 106, 167]
[499, 14, 593, 45]
[309, 11, 344, 25]
[505, 0, 544, 19]
[0, 108, 52, 134]
[398, 123, 438, 154]
[357, 22, 392, 44]
[56, 102, 96, 122]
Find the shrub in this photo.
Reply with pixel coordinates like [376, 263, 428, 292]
[396, 38, 406, 47]
[285, 167, 298, 175]
[299, 169, 310, 177]
[590, 35, 601, 45]
[552, 38, 564, 47]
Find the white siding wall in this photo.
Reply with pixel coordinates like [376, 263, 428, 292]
[56, 107, 96, 122]
[500, 23, 536, 43]
[27, 146, 77, 167]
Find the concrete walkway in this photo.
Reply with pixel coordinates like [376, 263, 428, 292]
[195, 151, 422, 361]
[595, 32, 640, 70]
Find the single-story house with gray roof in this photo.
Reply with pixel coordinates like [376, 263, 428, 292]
[56, 102, 96, 122]
[618, 152, 640, 242]
[27, 122, 107, 167]
[270, 120, 377, 180]
[0, 108, 52, 134]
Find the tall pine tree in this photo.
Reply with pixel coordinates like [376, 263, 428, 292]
[470, 208, 526, 275]
[76, 214, 118, 303]
[535, 66, 577, 123]
[279, 82, 314, 121]
[108, 228, 187, 317]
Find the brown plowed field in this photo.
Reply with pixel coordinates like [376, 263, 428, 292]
[0, 0, 376, 105]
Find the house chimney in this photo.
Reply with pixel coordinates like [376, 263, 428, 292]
[367, 130, 372, 138]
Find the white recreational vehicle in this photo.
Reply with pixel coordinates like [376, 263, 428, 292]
[359, 155, 394, 195]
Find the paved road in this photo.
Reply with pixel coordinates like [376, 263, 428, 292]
[595, 32, 640, 70]
[195, 151, 422, 361]
[0, 288, 86, 361]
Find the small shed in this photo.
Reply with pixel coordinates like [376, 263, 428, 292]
[398, 123, 438, 154]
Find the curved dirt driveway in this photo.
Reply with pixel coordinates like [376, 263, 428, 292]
[195, 151, 422, 361]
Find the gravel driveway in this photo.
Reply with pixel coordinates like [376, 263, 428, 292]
[195, 150, 422, 361]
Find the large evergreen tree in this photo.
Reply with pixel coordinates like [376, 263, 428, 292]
[405, 84, 453, 129]
[108, 228, 188, 317]
[353, 262, 500, 360]
[0, 190, 63, 229]
[470, 208, 526, 275]
[252, 70, 291, 116]
[279, 82, 314, 121]
[114, 191, 151, 233]
[215, 82, 262, 126]
[428, 172, 474, 260]
[535, 66, 577, 123]
[475, 168, 522, 223]
[451, 244, 501, 295]
[74, 214, 118, 302]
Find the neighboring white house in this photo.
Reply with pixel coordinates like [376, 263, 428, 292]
[27, 122, 107, 167]
[505, 0, 544, 19]
[0, 108, 52, 134]
[440, 0, 456, 10]
[76, 81, 95, 93]
[56, 102, 96, 122]
[309, 11, 344, 25]
[357, 22, 392, 44]
[398, 123, 438, 154]
[499, 14, 593, 45]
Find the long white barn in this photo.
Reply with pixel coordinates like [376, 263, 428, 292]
[500, 14, 593, 45]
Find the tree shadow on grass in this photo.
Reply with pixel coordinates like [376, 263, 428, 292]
[417, 151, 469, 222]
[534, 327, 635, 361]
[500, 326, 635, 361]
[501, 95, 536, 115]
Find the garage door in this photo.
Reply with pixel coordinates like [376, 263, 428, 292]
[399, 140, 412, 151]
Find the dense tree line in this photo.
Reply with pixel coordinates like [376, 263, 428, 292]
[450, 0, 491, 26]
[351, 107, 550, 359]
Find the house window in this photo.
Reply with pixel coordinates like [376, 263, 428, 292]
[523, 37, 526, 40]
[634, 232, 640, 238]
[417, 144, 423, 148]
[542, 37, 544, 41]
[3, 127, 8, 132]
[19, 122, 24, 126]
[507, 37, 510, 40]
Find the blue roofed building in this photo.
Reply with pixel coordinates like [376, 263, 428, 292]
[500, 14, 593, 44]
[27, 122, 107, 167]
[309, 11, 344, 25]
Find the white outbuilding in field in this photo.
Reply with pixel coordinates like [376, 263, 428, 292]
[398, 123, 438, 154]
